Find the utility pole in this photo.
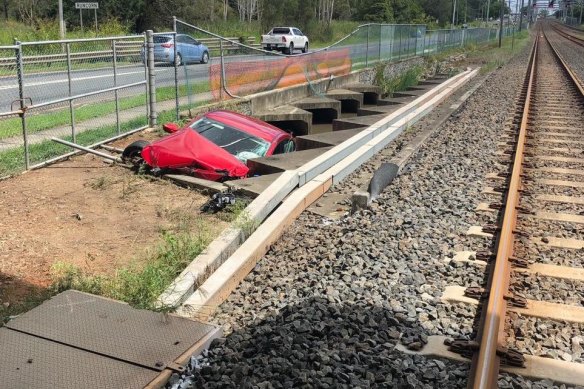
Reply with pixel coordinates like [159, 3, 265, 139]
[519, 0, 525, 30]
[498, 0, 504, 47]
[58, 0, 65, 40]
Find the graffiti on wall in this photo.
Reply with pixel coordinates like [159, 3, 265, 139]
[209, 48, 352, 99]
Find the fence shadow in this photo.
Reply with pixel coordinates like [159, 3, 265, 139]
[0, 272, 49, 326]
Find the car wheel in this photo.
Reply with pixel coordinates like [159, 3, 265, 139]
[287, 42, 294, 55]
[122, 140, 149, 164]
[201, 51, 209, 64]
[302, 42, 308, 53]
[174, 53, 183, 67]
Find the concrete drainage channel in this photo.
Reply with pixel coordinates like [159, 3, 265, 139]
[2, 66, 478, 389]
[160, 68, 479, 323]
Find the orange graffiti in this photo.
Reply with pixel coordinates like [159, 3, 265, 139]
[209, 48, 352, 100]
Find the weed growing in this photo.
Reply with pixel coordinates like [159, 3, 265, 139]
[375, 65, 423, 97]
[50, 221, 212, 311]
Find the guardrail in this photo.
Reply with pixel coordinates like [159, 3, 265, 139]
[0, 36, 259, 68]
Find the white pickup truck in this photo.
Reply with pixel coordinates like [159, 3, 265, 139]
[261, 27, 309, 55]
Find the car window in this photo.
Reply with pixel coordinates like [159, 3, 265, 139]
[274, 139, 295, 154]
[272, 28, 290, 35]
[190, 118, 270, 162]
[154, 36, 172, 44]
[184, 36, 198, 45]
[175, 35, 186, 43]
[293, 29, 303, 36]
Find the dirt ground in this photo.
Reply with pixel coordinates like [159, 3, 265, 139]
[0, 133, 228, 305]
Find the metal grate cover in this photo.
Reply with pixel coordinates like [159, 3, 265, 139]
[0, 328, 159, 389]
[5, 290, 217, 371]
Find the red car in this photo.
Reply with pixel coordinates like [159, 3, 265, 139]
[122, 110, 295, 181]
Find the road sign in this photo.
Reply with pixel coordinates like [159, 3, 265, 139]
[75, 2, 98, 9]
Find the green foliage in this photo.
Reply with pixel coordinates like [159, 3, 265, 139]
[375, 65, 423, 97]
[50, 225, 212, 310]
[234, 211, 260, 239]
[0, 83, 207, 141]
[0, 19, 129, 45]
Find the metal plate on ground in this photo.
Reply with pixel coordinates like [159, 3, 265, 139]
[5, 290, 217, 371]
[0, 328, 159, 389]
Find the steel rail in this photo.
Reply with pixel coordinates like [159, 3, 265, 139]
[469, 33, 539, 389]
[545, 29, 584, 97]
[551, 23, 584, 48]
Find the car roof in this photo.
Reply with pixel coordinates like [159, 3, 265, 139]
[155, 33, 192, 39]
[201, 110, 288, 142]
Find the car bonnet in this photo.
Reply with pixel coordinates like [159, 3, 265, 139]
[141, 129, 250, 178]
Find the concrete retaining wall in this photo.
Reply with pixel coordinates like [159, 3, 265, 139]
[180, 56, 432, 120]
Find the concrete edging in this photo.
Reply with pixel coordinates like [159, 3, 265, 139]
[157, 70, 470, 308]
[175, 69, 478, 320]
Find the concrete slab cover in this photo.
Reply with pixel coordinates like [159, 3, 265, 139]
[5, 290, 217, 371]
[296, 128, 366, 149]
[325, 89, 364, 104]
[247, 147, 333, 174]
[226, 173, 284, 198]
[0, 328, 159, 389]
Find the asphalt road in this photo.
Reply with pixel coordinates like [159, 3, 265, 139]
[0, 37, 429, 114]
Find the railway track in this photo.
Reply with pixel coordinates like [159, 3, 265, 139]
[162, 24, 584, 388]
[462, 26, 584, 387]
[551, 22, 584, 48]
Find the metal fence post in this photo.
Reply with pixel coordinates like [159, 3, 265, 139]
[378, 25, 382, 62]
[112, 39, 120, 134]
[398, 27, 402, 60]
[414, 27, 418, 56]
[15, 40, 29, 169]
[65, 42, 77, 142]
[173, 16, 179, 121]
[406, 26, 412, 58]
[219, 39, 225, 100]
[146, 30, 157, 127]
[143, 34, 150, 119]
[365, 24, 369, 67]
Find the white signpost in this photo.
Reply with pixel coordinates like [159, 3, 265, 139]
[75, 3, 99, 34]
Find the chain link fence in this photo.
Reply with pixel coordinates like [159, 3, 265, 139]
[0, 45, 24, 176]
[0, 35, 149, 176]
[0, 21, 520, 177]
[175, 19, 507, 104]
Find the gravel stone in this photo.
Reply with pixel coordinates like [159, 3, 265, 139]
[169, 34, 583, 389]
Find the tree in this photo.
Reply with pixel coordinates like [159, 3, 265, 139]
[237, 0, 259, 22]
[318, 0, 335, 24]
[3, 0, 9, 20]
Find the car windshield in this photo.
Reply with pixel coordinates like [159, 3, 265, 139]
[153, 36, 172, 44]
[189, 117, 270, 162]
[271, 28, 290, 34]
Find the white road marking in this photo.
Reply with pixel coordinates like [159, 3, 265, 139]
[0, 69, 151, 91]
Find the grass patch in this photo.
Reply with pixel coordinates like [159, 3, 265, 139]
[0, 82, 208, 140]
[425, 29, 531, 75]
[0, 98, 203, 177]
[375, 65, 424, 97]
[0, 115, 147, 176]
[50, 227, 211, 311]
